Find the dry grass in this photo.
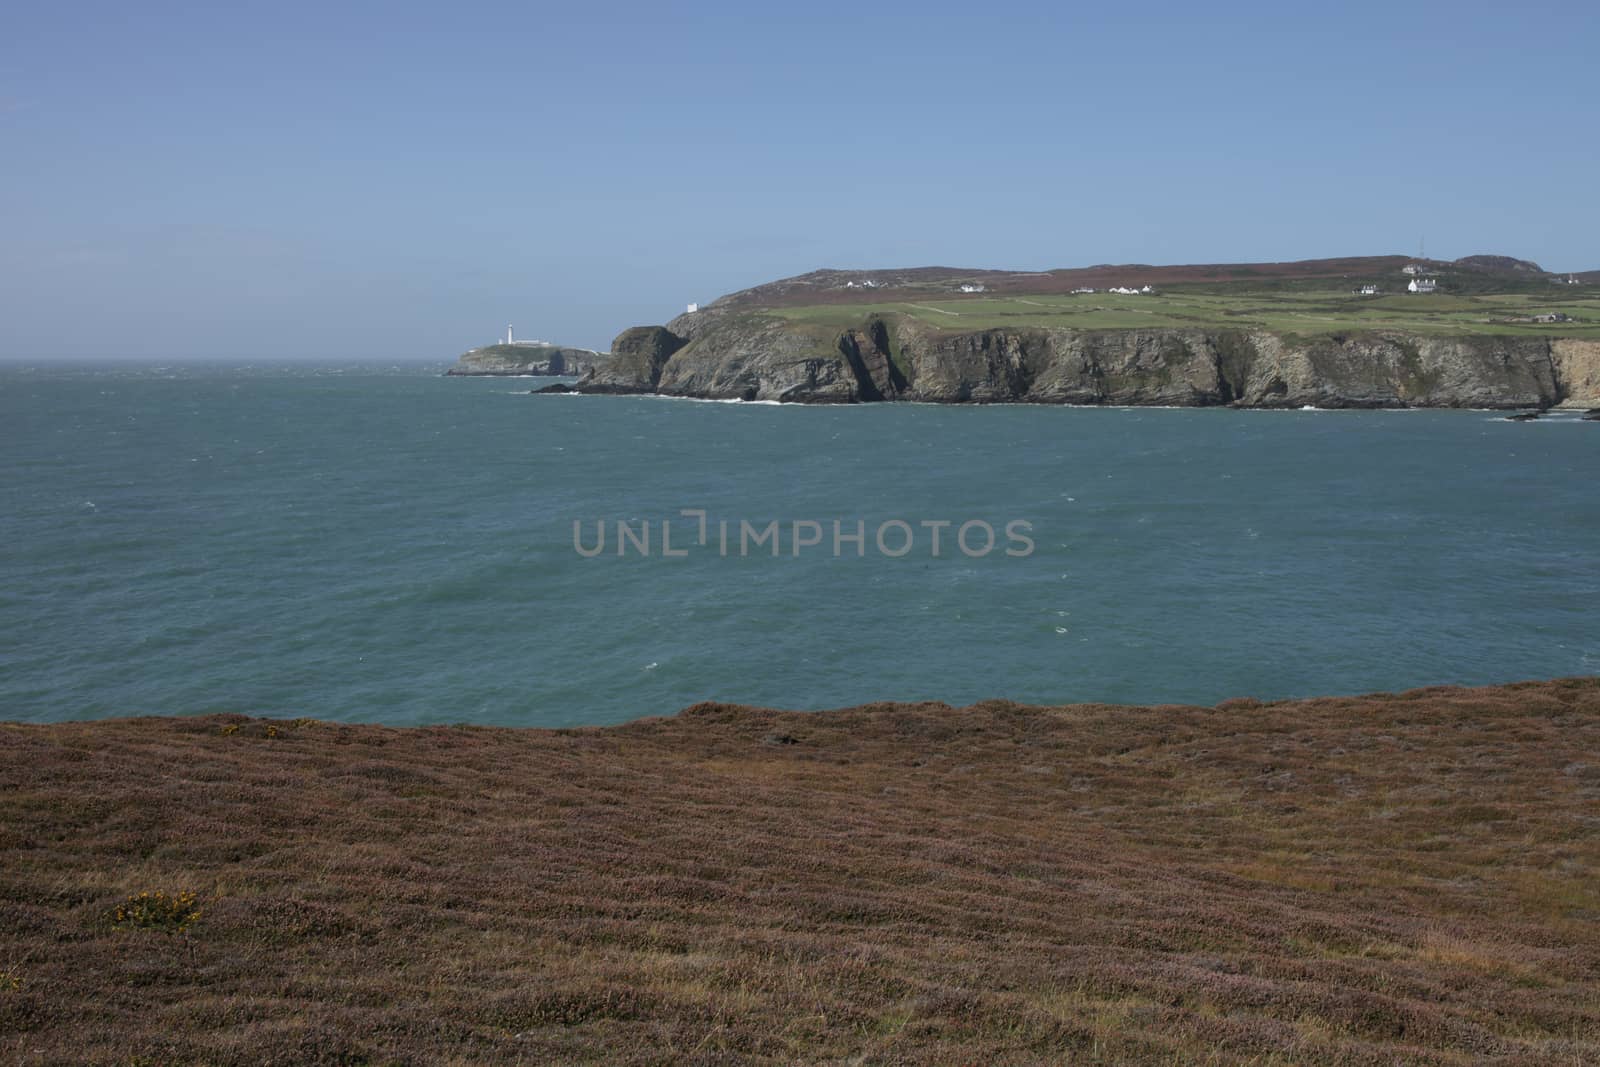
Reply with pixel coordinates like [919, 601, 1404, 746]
[2, 679, 1598, 1065]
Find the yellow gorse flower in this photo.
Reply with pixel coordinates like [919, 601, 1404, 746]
[112, 890, 204, 934]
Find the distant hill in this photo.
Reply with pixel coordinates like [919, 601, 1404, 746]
[1452, 254, 1545, 274]
[711, 254, 1584, 310]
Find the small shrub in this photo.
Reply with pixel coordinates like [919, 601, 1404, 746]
[113, 891, 204, 935]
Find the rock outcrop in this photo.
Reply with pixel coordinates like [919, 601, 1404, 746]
[576, 327, 687, 394]
[569, 313, 1587, 409]
[445, 344, 603, 377]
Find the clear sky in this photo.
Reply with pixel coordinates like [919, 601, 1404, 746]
[2, 1, 1595, 359]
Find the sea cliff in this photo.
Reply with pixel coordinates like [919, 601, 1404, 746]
[566, 312, 1600, 409]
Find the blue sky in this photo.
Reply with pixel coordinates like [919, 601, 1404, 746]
[2, 1, 1595, 359]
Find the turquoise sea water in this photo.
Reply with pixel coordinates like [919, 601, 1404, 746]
[2, 362, 1597, 727]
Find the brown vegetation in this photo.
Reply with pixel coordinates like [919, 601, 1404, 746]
[2, 679, 1598, 1065]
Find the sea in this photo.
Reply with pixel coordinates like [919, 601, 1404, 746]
[2, 362, 1597, 727]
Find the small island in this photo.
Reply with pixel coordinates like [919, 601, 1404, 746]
[445, 325, 606, 377]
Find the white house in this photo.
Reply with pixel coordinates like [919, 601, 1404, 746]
[686, 303, 699, 314]
[959, 284, 987, 293]
[1402, 264, 1424, 276]
[1407, 278, 1439, 294]
[1070, 287, 1096, 294]
[1357, 285, 1381, 296]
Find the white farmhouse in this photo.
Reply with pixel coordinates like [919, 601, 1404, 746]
[1407, 278, 1439, 294]
[959, 284, 987, 293]
[686, 303, 699, 313]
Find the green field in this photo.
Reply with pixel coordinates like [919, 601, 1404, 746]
[768, 285, 1600, 339]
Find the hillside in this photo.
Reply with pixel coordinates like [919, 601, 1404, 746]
[707, 254, 1578, 311]
[2, 680, 1598, 1064]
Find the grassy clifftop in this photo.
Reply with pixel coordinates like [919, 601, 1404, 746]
[761, 283, 1600, 340]
[3, 679, 1599, 1063]
[690, 255, 1600, 340]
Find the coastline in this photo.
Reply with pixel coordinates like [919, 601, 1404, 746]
[546, 318, 1600, 409]
[531, 386, 1598, 416]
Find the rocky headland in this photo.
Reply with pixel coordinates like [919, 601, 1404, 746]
[561, 313, 1600, 410]
[552, 255, 1600, 408]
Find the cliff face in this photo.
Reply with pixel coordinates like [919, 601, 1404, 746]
[577, 327, 686, 394]
[1550, 339, 1600, 408]
[445, 344, 604, 377]
[574, 313, 1587, 409]
[656, 317, 859, 402]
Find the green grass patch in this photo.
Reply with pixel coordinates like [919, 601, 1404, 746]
[764, 286, 1600, 340]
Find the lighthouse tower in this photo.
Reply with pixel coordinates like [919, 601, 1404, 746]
[506, 324, 514, 345]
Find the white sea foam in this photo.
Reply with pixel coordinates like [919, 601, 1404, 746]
[636, 393, 788, 406]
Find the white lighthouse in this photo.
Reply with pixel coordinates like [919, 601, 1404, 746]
[506, 324, 514, 345]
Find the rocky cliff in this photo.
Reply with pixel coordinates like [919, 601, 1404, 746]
[1550, 339, 1600, 409]
[573, 327, 685, 393]
[568, 312, 1600, 409]
[445, 343, 604, 377]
